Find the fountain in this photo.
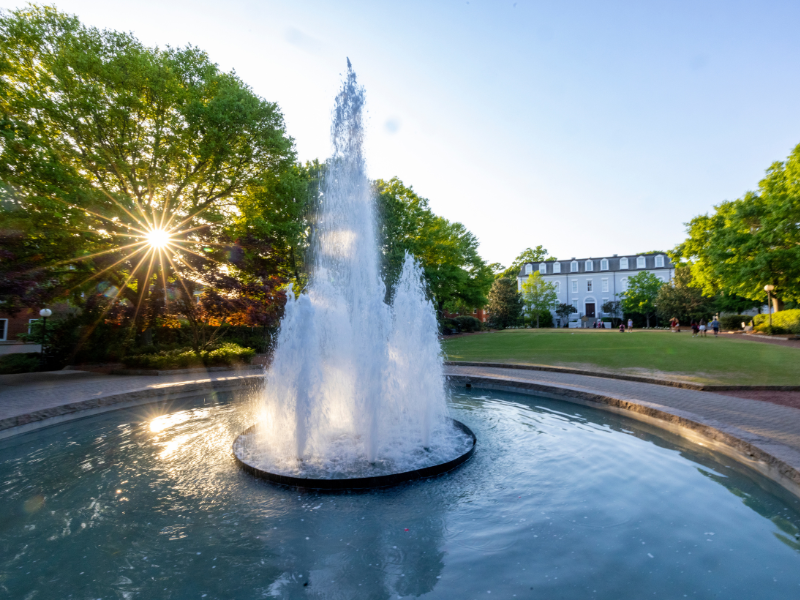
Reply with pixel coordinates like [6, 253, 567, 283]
[232, 61, 475, 489]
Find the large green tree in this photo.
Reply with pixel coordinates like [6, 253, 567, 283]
[486, 278, 522, 329]
[0, 6, 296, 334]
[654, 267, 714, 324]
[520, 271, 557, 327]
[497, 246, 552, 280]
[374, 177, 493, 314]
[621, 271, 664, 327]
[673, 144, 800, 310]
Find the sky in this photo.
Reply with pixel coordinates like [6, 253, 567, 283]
[4, 0, 800, 266]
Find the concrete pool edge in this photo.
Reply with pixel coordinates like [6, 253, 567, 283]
[448, 373, 800, 501]
[0, 374, 263, 440]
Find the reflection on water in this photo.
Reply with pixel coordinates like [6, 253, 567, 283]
[0, 388, 798, 599]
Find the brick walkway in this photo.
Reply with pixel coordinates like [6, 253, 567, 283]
[445, 364, 800, 495]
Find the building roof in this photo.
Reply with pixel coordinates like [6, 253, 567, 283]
[519, 253, 673, 277]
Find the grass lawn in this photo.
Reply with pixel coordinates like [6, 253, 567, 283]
[442, 329, 800, 386]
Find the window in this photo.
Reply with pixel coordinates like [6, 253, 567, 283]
[553, 262, 561, 274]
[571, 280, 578, 293]
[572, 299, 579, 310]
[473, 309, 477, 314]
[655, 255, 664, 268]
[539, 263, 547, 273]
[621, 277, 628, 290]
[620, 257, 629, 269]
[570, 261, 578, 272]
[525, 264, 532, 275]
[585, 260, 593, 271]
[600, 258, 609, 270]
[602, 278, 609, 293]
[602, 298, 608, 311]
[554, 281, 560, 294]
[0, 319, 7, 341]
[637, 256, 646, 269]
[28, 319, 39, 334]
[587, 279, 593, 292]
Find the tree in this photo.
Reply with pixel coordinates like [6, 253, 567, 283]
[498, 246, 551, 280]
[374, 178, 493, 314]
[520, 272, 557, 327]
[673, 143, 800, 310]
[621, 271, 664, 327]
[555, 303, 577, 328]
[486, 278, 522, 329]
[654, 267, 714, 324]
[600, 300, 623, 327]
[0, 6, 296, 339]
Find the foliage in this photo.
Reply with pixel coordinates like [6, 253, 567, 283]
[0, 352, 41, 374]
[673, 143, 800, 309]
[621, 271, 664, 327]
[122, 342, 255, 369]
[497, 246, 552, 280]
[753, 309, 800, 334]
[486, 278, 522, 329]
[520, 272, 557, 328]
[654, 267, 714, 324]
[0, 6, 295, 336]
[454, 315, 482, 332]
[719, 315, 752, 331]
[374, 178, 493, 313]
[526, 311, 553, 328]
[601, 300, 623, 327]
[555, 303, 577, 327]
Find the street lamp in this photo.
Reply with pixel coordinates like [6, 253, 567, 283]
[39, 308, 52, 368]
[764, 285, 775, 328]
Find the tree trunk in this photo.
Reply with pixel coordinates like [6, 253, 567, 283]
[773, 297, 784, 313]
[646, 315, 651, 328]
[536, 314, 540, 328]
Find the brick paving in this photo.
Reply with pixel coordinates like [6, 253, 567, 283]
[445, 364, 800, 482]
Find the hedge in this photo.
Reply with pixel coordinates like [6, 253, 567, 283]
[719, 314, 752, 331]
[753, 309, 800, 334]
[0, 353, 42, 374]
[122, 343, 256, 370]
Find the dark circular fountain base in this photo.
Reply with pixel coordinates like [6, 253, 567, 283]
[232, 418, 476, 490]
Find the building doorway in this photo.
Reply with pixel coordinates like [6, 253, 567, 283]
[585, 303, 596, 318]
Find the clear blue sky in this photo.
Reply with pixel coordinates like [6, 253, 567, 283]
[4, 0, 800, 266]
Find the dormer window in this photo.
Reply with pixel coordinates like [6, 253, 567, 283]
[539, 263, 547, 274]
[600, 258, 609, 270]
[655, 255, 664, 268]
[637, 256, 646, 269]
[619, 257, 629, 269]
[553, 262, 561, 274]
[585, 260, 593, 271]
[570, 261, 578, 272]
[525, 264, 532, 275]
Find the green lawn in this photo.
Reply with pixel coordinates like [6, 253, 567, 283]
[442, 329, 800, 385]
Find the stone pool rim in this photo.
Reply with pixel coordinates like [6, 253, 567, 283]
[231, 418, 477, 490]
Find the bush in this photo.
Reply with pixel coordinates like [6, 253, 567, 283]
[0, 352, 42, 374]
[753, 309, 800, 334]
[122, 343, 256, 370]
[439, 318, 459, 335]
[454, 316, 482, 332]
[719, 314, 752, 331]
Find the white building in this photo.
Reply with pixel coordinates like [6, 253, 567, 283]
[517, 253, 675, 327]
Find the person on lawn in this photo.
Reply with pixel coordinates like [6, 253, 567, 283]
[711, 316, 720, 337]
[691, 321, 699, 337]
[627, 318, 633, 332]
[699, 318, 707, 337]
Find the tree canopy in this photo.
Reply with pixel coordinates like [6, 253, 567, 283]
[520, 271, 557, 328]
[374, 177, 493, 313]
[497, 246, 552, 280]
[673, 143, 800, 310]
[621, 271, 664, 327]
[486, 278, 522, 329]
[0, 5, 298, 336]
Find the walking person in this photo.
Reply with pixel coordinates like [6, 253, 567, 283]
[711, 316, 720, 337]
[691, 321, 699, 337]
[627, 318, 633, 332]
[699, 318, 707, 337]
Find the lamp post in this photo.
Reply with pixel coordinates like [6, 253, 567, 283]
[39, 308, 52, 368]
[764, 285, 775, 328]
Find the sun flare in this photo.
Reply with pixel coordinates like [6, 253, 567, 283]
[146, 228, 171, 249]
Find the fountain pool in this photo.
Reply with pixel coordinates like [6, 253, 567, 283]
[1, 386, 799, 599]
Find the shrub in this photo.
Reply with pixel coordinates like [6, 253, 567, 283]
[719, 314, 752, 331]
[753, 309, 800, 334]
[439, 318, 459, 335]
[122, 343, 255, 370]
[0, 353, 42, 374]
[454, 316, 482, 332]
